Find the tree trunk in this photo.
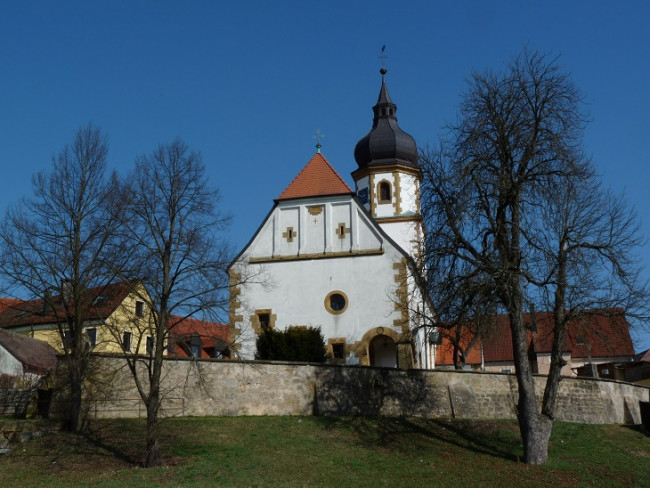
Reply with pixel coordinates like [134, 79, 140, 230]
[68, 360, 84, 432]
[145, 397, 162, 467]
[512, 319, 552, 464]
[453, 344, 465, 370]
[542, 243, 569, 422]
[518, 413, 553, 465]
[144, 313, 166, 468]
[509, 303, 550, 464]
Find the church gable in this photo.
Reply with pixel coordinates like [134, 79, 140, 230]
[243, 195, 392, 262]
[235, 151, 407, 263]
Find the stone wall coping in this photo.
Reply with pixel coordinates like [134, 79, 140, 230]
[87, 353, 650, 392]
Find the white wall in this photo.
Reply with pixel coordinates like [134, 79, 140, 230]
[236, 248, 405, 358]
[234, 195, 408, 359]
[0, 345, 23, 377]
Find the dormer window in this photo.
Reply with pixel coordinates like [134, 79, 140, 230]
[378, 181, 392, 203]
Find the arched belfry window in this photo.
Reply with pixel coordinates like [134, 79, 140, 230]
[378, 181, 392, 203]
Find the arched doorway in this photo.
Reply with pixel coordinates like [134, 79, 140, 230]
[369, 334, 397, 368]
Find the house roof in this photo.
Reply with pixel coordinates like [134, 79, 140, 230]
[0, 298, 21, 312]
[276, 152, 353, 201]
[168, 315, 228, 340]
[0, 328, 58, 374]
[168, 315, 228, 357]
[436, 309, 635, 366]
[0, 280, 138, 330]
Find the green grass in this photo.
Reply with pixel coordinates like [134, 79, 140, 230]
[0, 417, 648, 487]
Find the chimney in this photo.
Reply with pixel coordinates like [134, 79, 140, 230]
[42, 289, 53, 314]
[62, 279, 73, 302]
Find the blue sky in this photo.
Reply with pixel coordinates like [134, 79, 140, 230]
[1, 1, 649, 351]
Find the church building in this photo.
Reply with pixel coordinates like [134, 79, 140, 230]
[228, 69, 436, 368]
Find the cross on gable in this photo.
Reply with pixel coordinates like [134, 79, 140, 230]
[313, 129, 325, 153]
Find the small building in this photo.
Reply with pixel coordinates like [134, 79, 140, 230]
[0, 328, 57, 379]
[0, 280, 229, 361]
[435, 309, 636, 376]
[596, 349, 650, 386]
[0, 280, 154, 356]
[167, 316, 229, 359]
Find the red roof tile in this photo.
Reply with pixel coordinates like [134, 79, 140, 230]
[277, 153, 353, 201]
[435, 327, 483, 366]
[436, 309, 634, 366]
[0, 298, 21, 313]
[168, 315, 228, 358]
[0, 281, 138, 329]
[0, 328, 58, 374]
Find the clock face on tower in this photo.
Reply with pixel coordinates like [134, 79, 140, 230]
[357, 187, 369, 204]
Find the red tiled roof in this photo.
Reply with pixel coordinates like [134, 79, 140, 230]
[276, 153, 353, 201]
[435, 327, 483, 365]
[0, 298, 21, 313]
[0, 281, 138, 330]
[168, 315, 228, 358]
[0, 328, 58, 374]
[436, 309, 635, 366]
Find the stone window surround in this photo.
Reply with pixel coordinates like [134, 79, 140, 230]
[377, 179, 392, 204]
[324, 290, 348, 315]
[251, 309, 277, 334]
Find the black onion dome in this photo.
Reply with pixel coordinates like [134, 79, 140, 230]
[354, 68, 418, 168]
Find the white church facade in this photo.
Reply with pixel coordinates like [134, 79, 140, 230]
[228, 69, 437, 368]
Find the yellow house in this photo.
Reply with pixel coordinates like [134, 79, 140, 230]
[0, 280, 153, 355]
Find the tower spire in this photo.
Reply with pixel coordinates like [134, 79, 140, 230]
[353, 68, 418, 169]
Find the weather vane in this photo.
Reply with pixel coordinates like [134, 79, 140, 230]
[379, 44, 388, 71]
[313, 129, 325, 153]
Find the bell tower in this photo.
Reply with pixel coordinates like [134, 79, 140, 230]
[352, 68, 423, 258]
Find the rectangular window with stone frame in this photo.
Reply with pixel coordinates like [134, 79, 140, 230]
[332, 343, 345, 359]
[258, 312, 270, 330]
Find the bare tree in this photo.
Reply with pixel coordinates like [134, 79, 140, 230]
[532, 167, 646, 421]
[0, 123, 122, 431]
[420, 51, 647, 464]
[117, 139, 232, 467]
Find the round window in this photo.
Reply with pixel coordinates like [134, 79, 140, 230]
[325, 291, 348, 315]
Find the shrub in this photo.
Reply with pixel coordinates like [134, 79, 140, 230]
[255, 326, 326, 362]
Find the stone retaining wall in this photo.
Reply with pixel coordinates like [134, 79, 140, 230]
[49, 357, 650, 425]
[0, 420, 60, 454]
[0, 389, 34, 417]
